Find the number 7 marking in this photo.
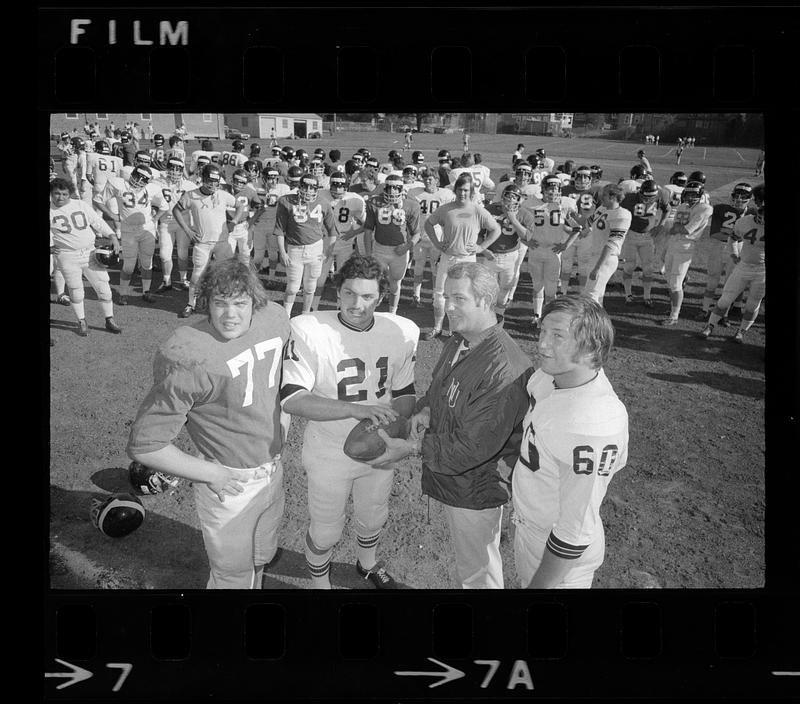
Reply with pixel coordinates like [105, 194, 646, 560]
[226, 338, 283, 408]
[255, 338, 282, 388]
[475, 660, 501, 688]
[106, 663, 132, 692]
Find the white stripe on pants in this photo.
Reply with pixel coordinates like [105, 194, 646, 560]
[193, 460, 285, 589]
[441, 502, 504, 589]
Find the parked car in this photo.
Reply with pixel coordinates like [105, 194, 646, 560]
[225, 129, 250, 140]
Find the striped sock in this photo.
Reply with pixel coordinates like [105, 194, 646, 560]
[305, 531, 333, 589]
[356, 530, 381, 571]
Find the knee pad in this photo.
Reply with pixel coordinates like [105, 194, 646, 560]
[68, 288, 85, 304]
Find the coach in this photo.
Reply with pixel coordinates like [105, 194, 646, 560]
[370, 263, 532, 588]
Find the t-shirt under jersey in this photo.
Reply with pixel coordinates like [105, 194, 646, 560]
[280, 311, 419, 453]
[126, 303, 291, 468]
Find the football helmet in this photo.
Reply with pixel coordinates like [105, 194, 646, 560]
[271, 146, 282, 156]
[412, 150, 425, 164]
[295, 148, 308, 161]
[298, 174, 319, 203]
[639, 179, 659, 203]
[232, 168, 249, 192]
[153, 134, 165, 147]
[388, 149, 399, 160]
[352, 153, 365, 166]
[688, 170, 706, 184]
[128, 461, 180, 496]
[731, 183, 753, 209]
[541, 175, 562, 202]
[264, 167, 280, 187]
[630, 164, 647, 180]
[502, 183, 524, 212]
[94, 244, 119, 268]
[314, 148, 326, 160]
[535, 148, 547, 159]
[383, 174, 404, 205]
[515, 162, 533, 184]
[437, 149, 451, 161]
[670, 171, 688, 187]
[89, 493, 145, 538]
[682, 181, 704, 204]
[71, 137, 84, 151]
[402, 165, 418, 182]
[201, 139, 214, 152]
[95, 140, 111, 155]
[365, 157, 379, 169]
[287, 165, 304, 187]
[119, 131, 130, 143]
[129, 165, 153, 189]
[574, 166, 592, 190]
[232, 139, 245, 152]
[250, 143, 262, 155]
[329, 172, 347, 196]
[196, 155, 211, 170]
[358, 148, 371, 158]
[243, 160, 260, 180]
[282, 147, 295, 161]
[166, 157, 185, 184]
[309, 159, 325, 178]
[590, 165, 603, 181]
[200, 163, 222, 191]
[528, 153, 545, 168]
[752, 183, 764, 217]
[134, 150, 152, 167]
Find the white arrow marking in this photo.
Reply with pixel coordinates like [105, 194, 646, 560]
[394, 657, 466, 688]
[44, 659, 93, 690]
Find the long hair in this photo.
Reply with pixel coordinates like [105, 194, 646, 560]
[196, 259, 270, 313]
[541, 294, 615, 369]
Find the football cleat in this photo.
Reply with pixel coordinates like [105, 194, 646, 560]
[643, 298, 653, 308]
[625, 295, 634, 304]
[89, 493, 145, 538]
[356, 560, 397, 589]
[142, 291, 155, 303]
[698, 325, 713, 339]
[77, 319, 89, 336]
[56, 293, 71, 306]
[660, 317, 678, 326]
[179, 305, 194, 318]
[104, 317, 122, 334]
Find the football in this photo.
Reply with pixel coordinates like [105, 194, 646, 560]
[343, 416, 411, 462]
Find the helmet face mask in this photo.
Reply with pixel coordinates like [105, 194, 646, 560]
[639, 180, 659, 204]
[731, 184, 753, 209]
[329, 175, 346, 196]
[682, 181, 703, 204]
[135, 151, 152, 168]
[383, 175, 404, 205]
[574, 169, 592, 190]
[201, 165, 221, 192]
[298, 176, 319, 203]
[166, 158, 184, 184]
[515, 164, 532, 184]
[402, 166, 418, 184]
[154, 134, 165, 147]
[264, 168, 279, 187]
[412, 150, 424, 164]
[502, 186, 523, 212]
[95, 140, 110, 155]
[129, 166, 152, 189]
[232, 172, 249, 193]
[310, 160, 324, 178]
[671, 171, 688, 187]
[590, 165, 603, 182]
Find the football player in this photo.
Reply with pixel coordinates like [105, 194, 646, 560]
[350, 158, 383, 199]
[154, 157, 196, 292]
[121, 150, 158, 181]
[49, 178, 122, 336]
[480, 183, 538, 321]
[652, 171, 688, 273]
[117, 131, 137, 166]
[421, 173, 502, 339]
[274, 174, 340, 315]
[379, 150, 399, 175]
[535, 148, 555, 172]
[243, 158, 262, 184]
[280, 254, 419, 589]
[285, 164, 303, 192]
[700, 183, 753, 319]
[127, 258, 290, 589]
[225, 168, 262, 264]
[219, 139, 249, 183]
[699, 184, 765, 343]
[619, 179, 664, 306]
[165, 135, 187, 168]
[636, 149, 653, 174]
[411, 150, 425, 167]
[249, 142, 264, 171]
[97, 165, 168, 305]
[172, 164, 248, 318]
[617, 164, 648, 196]
[251, 166, 292, 285]
[525, 175, 580, 327]
[525, 153, 551, 200]
[513, 294, 628, 588]
[149, 134, 168, 171]
[264, 146, 283, 169]
[437, 149, 452, 188]
[308, 158, 329, 190]
[401, 165, 424, 193]
[406, 169, 456, 306]
[363, 173, 422, 315]
[85, 140, 123, 216]
[311, 172, 366, 311]
[448, 152, 495, 205]
[559, 166, 598, 293]
[192, 155, 212, 185]
[560, 184, 632, 307]
[660, 181, 713, 325]
[190, 139, 221, 174]
[589, 165, 610, 196]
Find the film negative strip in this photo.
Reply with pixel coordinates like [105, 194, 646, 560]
[42, 3, 798, 701]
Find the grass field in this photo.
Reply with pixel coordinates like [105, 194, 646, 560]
[48, 130, 765, 590]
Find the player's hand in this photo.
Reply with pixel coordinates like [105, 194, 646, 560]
[279, 251, 290, 268]
[351, 404, 399, 427]
[409, 408, 431, 439]
[465, 242, 478, 254]
[367, 430, 414, 469]
[731, 255, 741, 265]
[189, 229, 202, 243]
[552, 242, 567, 254]
[112, 239, 121, 255]
[589, 269, 598, 281]
[529, 239, 540, 249]
[481, 248, 495, 261]
[206, 465, 245, 503]
[393, 243, 409, 256]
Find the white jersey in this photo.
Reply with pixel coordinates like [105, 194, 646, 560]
[731, 213, 765, 266]
[587, 205, 632, 257]
[540, 157, 556, 172]
[512, 368, 628, 552]
[104, 176, 167, 232]
[280, 311, 419, 452]
[323, 191, 365, 235]
[86, 153, 123, 196]
[407, 186, 455, 241]
[617, 178, 643, 196]
[668, 201, 713, 252]
[525, 198, 578, 246]
[50, 198, 114, 251]
[448, 165, 495, 193]
[659, 184, 684, 223]
[120, 165, 162, 182]
[156, 177, 197, 225]
[218, 150, 248, 182]
[190, 149, 221, 173]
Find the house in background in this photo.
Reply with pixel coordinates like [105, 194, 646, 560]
[50, 113, 225, 141]
[224, 113, 323, 139]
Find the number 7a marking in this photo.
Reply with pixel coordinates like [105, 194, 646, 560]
[226, 338, 282, 408]
[106, 663, 132, 692]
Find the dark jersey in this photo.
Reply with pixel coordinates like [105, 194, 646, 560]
[709, 203, 746, 242]
[619, 193, 662, 234]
